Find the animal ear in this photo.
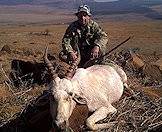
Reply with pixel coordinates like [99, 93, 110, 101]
[73, 94, 87, 105]
[68, 92, 87, 105]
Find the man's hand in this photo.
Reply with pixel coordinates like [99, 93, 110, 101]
[91, 46, 100, 59]
[69, 51, 78, 62]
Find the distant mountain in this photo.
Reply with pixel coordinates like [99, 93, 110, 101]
[0, 0, 94, 8]
[121, 0, 162, 6]
[33, 0, 95, 9]
[90, 0, 162, 13]
[0, 0, 33, 5]
[0, 0, 162, 20]
[0, 0, 162, 10]
[89, 0, 162, 20]
[0, 0, 95, 10]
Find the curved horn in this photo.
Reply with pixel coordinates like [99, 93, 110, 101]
[44, 45, 58, 79]
[75, 44, 81, 66]
[65, 44, 81, 79]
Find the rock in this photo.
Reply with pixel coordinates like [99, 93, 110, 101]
[1, 45, 11, 54]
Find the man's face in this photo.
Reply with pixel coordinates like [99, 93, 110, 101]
[77, 11, 90, 26]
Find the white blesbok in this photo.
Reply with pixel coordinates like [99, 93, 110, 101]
[44, 47, 127, 131]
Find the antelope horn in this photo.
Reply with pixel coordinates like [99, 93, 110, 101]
[44, 45, 58, 79]
[76, 43, 81, 66]
[65, 44, 81, 79]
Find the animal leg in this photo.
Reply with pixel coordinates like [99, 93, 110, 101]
[86, 105, 117, 131]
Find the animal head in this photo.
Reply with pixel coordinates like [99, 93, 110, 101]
[53, 89, 76, 128]
[44, 46, 83, 129]
[51, 78, 86, 129]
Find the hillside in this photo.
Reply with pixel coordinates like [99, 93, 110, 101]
[0, 0, 94, 8]
[89, 0, 162, 20]
[0, 0, 162, 26]
[126, 0, 162, 6]
[0, 1, 162, 131]
[0, 21, 162, 131]
[0, 0, 162, 12]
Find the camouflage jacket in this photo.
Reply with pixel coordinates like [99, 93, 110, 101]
[62, 20, 108, 53]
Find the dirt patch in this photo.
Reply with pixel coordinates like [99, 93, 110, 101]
[0, 21, 162, 131]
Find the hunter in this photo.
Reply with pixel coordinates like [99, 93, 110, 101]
[59, 5, 108, 67]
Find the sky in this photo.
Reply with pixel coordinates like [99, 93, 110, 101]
[95, 0, 118, 2]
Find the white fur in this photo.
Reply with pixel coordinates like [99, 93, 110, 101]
[50, 65, 127, 130]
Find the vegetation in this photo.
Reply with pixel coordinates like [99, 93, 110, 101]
[0, 9, 162, 130]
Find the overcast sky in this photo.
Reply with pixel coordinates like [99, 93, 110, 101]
[95, 0, 118, 2]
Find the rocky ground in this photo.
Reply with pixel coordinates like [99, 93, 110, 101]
[0, 21, 162, 131]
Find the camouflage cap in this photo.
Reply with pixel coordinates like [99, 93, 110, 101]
[75, 5, 91, 16]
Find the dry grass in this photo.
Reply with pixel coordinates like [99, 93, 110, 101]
[0, 20, 162, 131]
[101, 91, 162, 132]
